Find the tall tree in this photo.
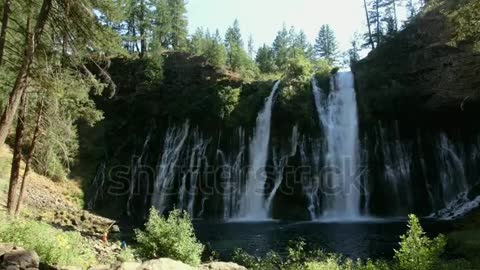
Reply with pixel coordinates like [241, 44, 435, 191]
[363, 0, 375, 49]
[0, 0, 12, 65]
[247, 34, 254, 59]
[167, 0, 188, 50]
[224, 19, 244, 70]
[348, 32, 362, 65]
[272, 24, 291, 70]
[151, 0, 172, 50]
[255, 44, 276, 73]
[203, 29, 227, 67]
[6, 90, 27, 215]
[314, 24, 339, 64]
[0, 0, 52, 146]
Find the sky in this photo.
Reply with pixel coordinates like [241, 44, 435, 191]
[186, 0, 368, 54]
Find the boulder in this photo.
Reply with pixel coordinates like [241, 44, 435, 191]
[88, 265, 110, 270]
[0, 244, 21, 257]
[137, 258, 195, 270]
[114, 262, 141, 270]
[1, 249, 40, 269]
[199, 262, 247, 270]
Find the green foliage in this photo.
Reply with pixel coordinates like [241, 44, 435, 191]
[217, 87, 241, 119]
[232, 240, 392, 270]
[256, 45, 277, 74]
[189, 28, 227, 67]
[117, 247, 138, 263]
[28, 68, 105, 182]
[0, 218, 96, 268]
[394, 214, 446, 270]
[314, 25, 339, 64]
[449, 0, 480, 52]
[313, 59, 333, 90]
[285, 53, 314, 82]
[134, 208, 204, 266]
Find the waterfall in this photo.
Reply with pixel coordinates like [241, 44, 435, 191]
[87, 161, 106, 210]
[300, 137, 324, 219]
[430, 133, 479, 219]
[152, 121, 190, 214]
[378, 123, 413, 214]
[236, 81, 281, 220]
[220, 127, 246, 219]
[312, 72, 361, 219]
[127, 131, 152, 216]
[177, 129, 209, 217]
[266, 125, 300, 215]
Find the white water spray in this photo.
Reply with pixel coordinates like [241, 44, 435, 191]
[312, 72, 361, 219]
[236, 81, 281, 220]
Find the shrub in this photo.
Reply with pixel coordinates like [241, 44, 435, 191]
[134, 208, 204, 266]
[0, 218, 96, 268]
[394, 214, 446, 270]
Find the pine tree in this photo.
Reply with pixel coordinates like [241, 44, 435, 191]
[255, 44, 276, 73]
[247, 34, 255, 59]
[167, 0, 188, 50]
[225, 19, 244, 70]
[203, 30, 227, 67]
[0, 0, 12, 65]
[152, 0, 172, 50]
[190, 27, 206, 55]
[348, 33, 362, 65]
[272, 24, 291, 70]
[314, 24, 339, 64]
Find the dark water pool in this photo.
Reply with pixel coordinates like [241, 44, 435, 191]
[193, 219, 454, 260]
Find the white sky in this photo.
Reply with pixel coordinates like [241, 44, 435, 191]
[186, 0, 412, 55]
[187, 0, 366, 53]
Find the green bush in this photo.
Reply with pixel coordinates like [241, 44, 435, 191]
[394, 214, 446, 270]
[0, 218, 96, 268]
[134, 208, 204, 266]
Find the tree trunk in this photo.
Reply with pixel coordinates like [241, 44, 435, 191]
[375, 0, 381, 45]
[0, 0, 52, 146]
[393, 0, 398, 31]
[0, 0, 12, 65]
[15, 97, 44, 216]
[363, 0, 375, 50]
[6, 90, 27, 216]
[139, 0, 146, 58]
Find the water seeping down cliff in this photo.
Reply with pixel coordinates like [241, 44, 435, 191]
[85, 58, 480, 221]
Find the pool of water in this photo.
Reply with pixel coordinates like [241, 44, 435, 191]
[193, 219, 454, 260]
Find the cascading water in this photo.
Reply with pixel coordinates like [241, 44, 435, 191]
[265, 125, 300, 215]
[127, 131, 152, 216]
[377, 123, 413, 214]
[219, 127, 246, 219]
[312, 72, 361, 219]
[236, 81, 281, 220]
[177, 128, 209, 217]
[152, 121, 190, 214]
[429, 133, 480, 219]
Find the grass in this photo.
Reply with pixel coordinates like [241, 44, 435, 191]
[0, 216, 97, 268]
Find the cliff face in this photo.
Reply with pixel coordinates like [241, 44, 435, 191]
[353, 2, 480, 127]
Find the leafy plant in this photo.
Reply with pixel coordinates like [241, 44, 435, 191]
[394, 214, 446, 270]
[0, 218, 96, 268]
[134, 208, 204, 266]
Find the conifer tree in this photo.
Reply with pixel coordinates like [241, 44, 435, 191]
[314, 24, 339, 64]
[167, 0, 188, 50]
